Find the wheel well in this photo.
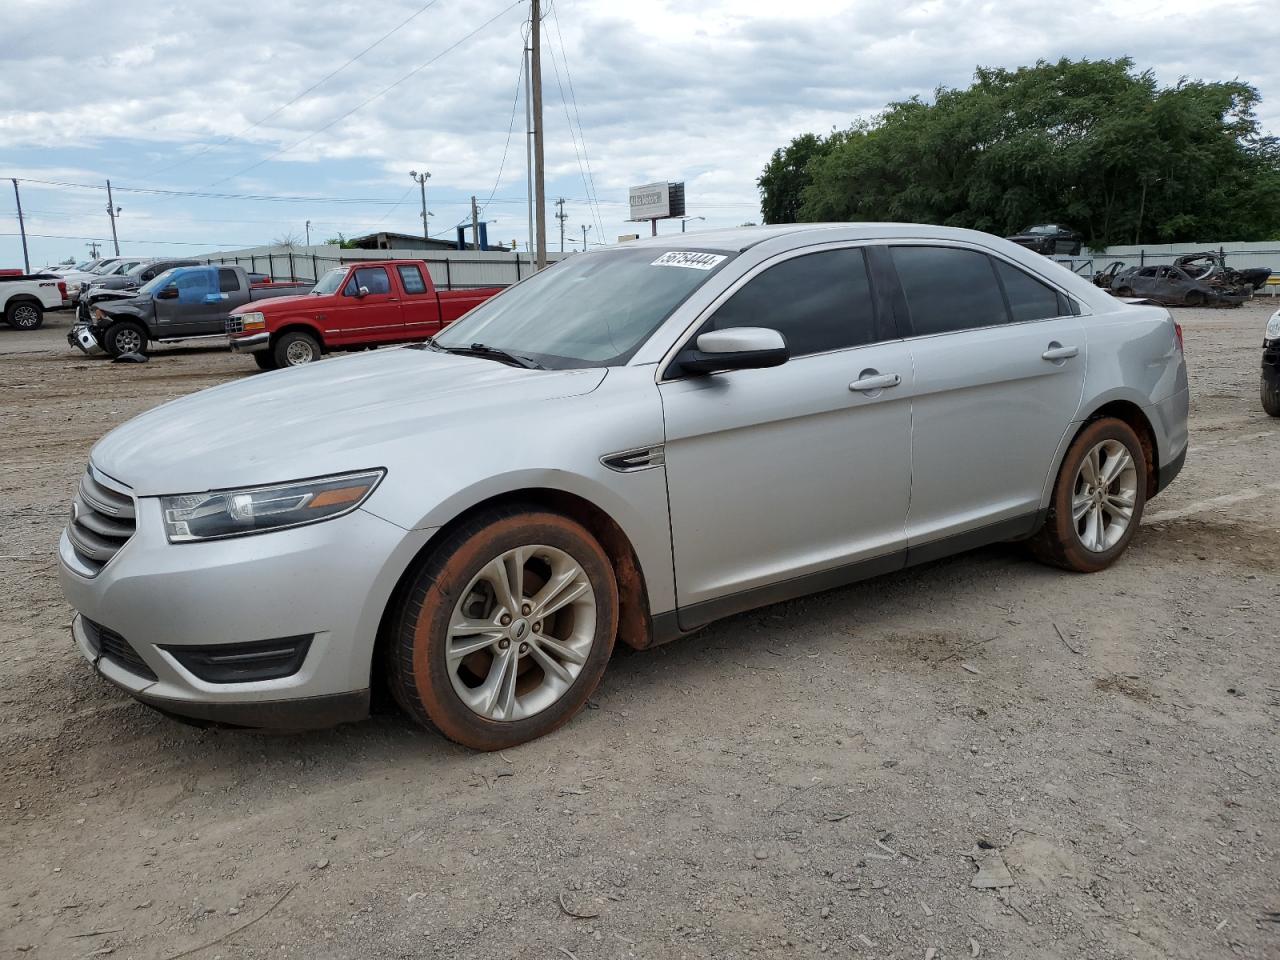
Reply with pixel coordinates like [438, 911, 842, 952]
[1083, 400, 1159, 498]
[5, 295, 41, 311]
[369, 488, 654, 705]
[271, 323, 325, 350]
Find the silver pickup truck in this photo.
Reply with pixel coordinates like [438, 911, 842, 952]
[71, 264, 311, 357]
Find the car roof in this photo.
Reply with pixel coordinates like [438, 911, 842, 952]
[615, 222, 1028, 254]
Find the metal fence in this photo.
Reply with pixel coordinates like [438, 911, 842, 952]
[201, 250, 546, 290]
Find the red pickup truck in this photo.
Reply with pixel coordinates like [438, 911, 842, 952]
[227, 260, 503, 369]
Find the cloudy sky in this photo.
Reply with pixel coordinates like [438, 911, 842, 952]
[2, 0, 1278, 268]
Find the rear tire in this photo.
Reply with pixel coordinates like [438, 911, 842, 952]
[1262, 375, 1280, 417]
[5, 300, 43, 330]
[273, 330, 321, 368]
[253, 351, 278, 371]
[103, 321, 147, 357]
[1029, 418, 1147, 573]
[1113, 286, 1134, 298]
[1185, 290, 1206, 307]
[387, 507, 619, 750]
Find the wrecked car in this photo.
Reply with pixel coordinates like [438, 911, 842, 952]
[1109, 263, 1245, 307]
[1092, 261, 1126, 289]
[1174, 252, 1270, 293]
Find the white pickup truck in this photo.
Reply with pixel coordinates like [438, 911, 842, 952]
[1, 273, 69, 330]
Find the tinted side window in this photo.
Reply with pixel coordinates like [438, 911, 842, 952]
[397, 264, 428, 295]
[704, 248, 876, 356]
[218, 269, 239, 293]
[890, 246, 1008, 335]
[994, 260, 1063, 322]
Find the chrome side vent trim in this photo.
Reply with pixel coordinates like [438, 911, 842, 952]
[601, 445, 666, 473]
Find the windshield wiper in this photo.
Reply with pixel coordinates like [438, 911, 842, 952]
[428, 341, 544, 370]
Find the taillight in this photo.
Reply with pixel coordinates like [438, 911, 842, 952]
[58, 280, 67, 300]
[1174, 321, 1184, 353]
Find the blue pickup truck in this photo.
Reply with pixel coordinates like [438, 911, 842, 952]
[71, 264, 311, 357]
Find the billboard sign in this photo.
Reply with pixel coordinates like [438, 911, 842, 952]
[629, 182, 670, 221]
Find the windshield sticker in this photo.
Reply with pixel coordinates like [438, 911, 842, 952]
[651, 251, 726, 270]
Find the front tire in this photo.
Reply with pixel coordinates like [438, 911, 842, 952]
[103, 321, 147, 357]
[1263, 375, 1280, 417]
[5, 300, 43, 330]
[273, 330, 321, 367]
[387, 507, 619, 750]
[253, 351, 278, 371]
[1030, 418, 1147, 573]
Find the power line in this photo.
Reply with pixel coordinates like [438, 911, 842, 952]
[549, 3, 605, 240]
[0, 232, 257, 248]
[10, 177, 419, 205]
[478, 55, 526, 216]
[543, 10, 603, 241]
[208, 0, 525, 187]
[145, 0, 445, 176]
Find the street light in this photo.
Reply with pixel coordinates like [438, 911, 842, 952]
[680, 216, 705, 233]
[410, 170, 431, 247]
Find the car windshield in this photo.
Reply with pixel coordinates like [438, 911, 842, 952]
[137, 268, 179, 296]
[433, 248, 735, 368]
[311, 268, 346, 296]
[75, 260, 98, 271]
[89, 262, 119, 274]
[1027, 225, 1056, 235]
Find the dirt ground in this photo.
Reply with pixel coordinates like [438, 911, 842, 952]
[1, 303, 1278, 960]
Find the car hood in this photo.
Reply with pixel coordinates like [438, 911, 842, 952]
[90, 348, 608, 496]
[234, 292, 320, 314]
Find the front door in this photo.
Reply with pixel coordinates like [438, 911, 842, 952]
[153, 267, 228, 338]
[885, 245, 1086, 552]
[658, 246, 913, 630]
[325, 266, 403, 346]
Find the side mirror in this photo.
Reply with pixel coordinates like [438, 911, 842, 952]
[356, 285, 370, 298]
[156, 287, 178, 300]
[676, 327, 789, 375]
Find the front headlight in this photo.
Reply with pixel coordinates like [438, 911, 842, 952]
[161, 469, 384, 543]
[1266, 310, 1280, 341]
[238, 311, 266, 331]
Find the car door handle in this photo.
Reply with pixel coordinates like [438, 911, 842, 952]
[848, 372, 901, 392]
[1041, 343, 1079, 361]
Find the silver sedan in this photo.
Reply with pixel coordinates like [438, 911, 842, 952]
[58, 224, 1189, 749]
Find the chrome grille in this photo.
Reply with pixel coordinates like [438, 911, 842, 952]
[67, 466, 136, 576]
[225, 316, 243, 334]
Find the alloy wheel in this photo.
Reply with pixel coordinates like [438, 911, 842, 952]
[114, 328, 142, 354]
[446, 545, 596, 722]
[1071, 439, 1138, 552]
[12, 304, 39, 328]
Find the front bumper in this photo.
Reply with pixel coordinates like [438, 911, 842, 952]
[58, 498, 434, 730]
[229, 332, 270, 353]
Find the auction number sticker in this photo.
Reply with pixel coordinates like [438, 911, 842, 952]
[651, 251, 726, 270]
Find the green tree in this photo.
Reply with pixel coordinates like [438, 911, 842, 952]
[757, 132, 839, 225]
[768, 58, 1280, 247]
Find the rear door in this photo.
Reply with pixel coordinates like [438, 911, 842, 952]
[886, 245, 1085, 554]
[325, 266, 403, 346]
[659, 244, 914, 627]
[394, 263, 442, 341]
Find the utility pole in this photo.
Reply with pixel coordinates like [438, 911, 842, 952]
[86, 241, 102, 259]
[555, 198, 567, 252]
[11, 179, 30, 273]
[471, 195, 481, 252]
[305, 220, 311, 247]
[531, 0, 547, 269]
[410, 169, 431, 247]
[523, 44, 534, 265]
[105, 179, 121, 255]
[582, 224, 591, 250]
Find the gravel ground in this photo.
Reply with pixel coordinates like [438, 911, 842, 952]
[1, 304, 1278, 960]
